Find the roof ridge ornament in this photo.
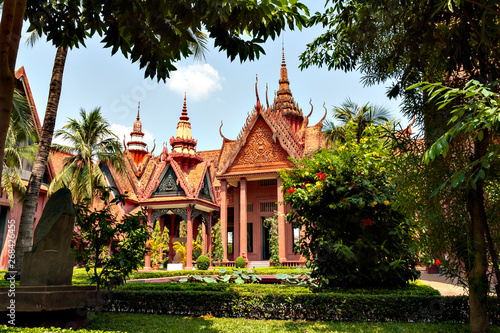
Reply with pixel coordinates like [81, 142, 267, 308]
[313, 102, 328, 127]
[255, 74, 262, 112]
[219, 121, 233, 142]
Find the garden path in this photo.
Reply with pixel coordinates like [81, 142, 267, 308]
[417, 267, 466, 296]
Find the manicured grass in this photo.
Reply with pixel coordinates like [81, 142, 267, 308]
[84, 312, 498, 332]
[1, 313, 499, 332]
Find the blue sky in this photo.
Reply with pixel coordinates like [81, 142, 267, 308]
[16, 1, 408, 153]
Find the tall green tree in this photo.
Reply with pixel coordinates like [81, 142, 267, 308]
[8, 0, 308, 278]
[301, 2, 500, 331]
[0, 0, 27, 186]
[48, 107, 124, 203]
[324, 98, 391, 143]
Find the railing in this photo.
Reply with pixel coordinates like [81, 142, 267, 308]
[221, 261, 236, 267]
[281, 261, 306, 268]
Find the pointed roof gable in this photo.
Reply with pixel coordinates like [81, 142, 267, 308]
[216, 75, 305, 176]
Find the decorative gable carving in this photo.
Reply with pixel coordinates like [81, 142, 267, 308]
[154, 167, 185, 196]
[198, 173, 213, 201]
[226, 116, 291, 174]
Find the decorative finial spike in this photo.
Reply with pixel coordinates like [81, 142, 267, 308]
[137, 102, 140, 120]
[180, 92, 189, 120]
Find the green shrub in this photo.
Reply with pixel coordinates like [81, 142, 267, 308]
[196, 255, 210, 270]
[73, 187, 149, 290]
[235, 256, 246, 268]
[103, 291, 496, 323]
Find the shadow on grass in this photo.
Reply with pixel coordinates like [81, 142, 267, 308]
[87, 312, 490, 333]
[87, 312, 220, 333]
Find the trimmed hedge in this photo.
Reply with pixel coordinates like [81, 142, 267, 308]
[116, 281, 437, 296]
[116, 282, 312, 295]
[102, 291, 499, 323]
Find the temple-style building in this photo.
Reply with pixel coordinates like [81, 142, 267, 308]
[103, 51, 327, 268]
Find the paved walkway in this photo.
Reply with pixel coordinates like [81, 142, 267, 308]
[417, 268, 467, 296]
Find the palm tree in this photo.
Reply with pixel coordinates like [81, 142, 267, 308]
[2, 91, 38, 208]
[14, 28, 209, 277]
[49, 107, 125, 203]
[325, 98, 392, 143]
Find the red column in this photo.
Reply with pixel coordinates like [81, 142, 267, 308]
[277, 178, 286, 263]
[239, 178, 247, 259]
[234, 184, 240, 258]
[208, 212, 213, 263]
[220, 179, 228, 261]
[144, 209, 153, 270]
[169, 214, 175, 263]
[186, 206, 193, 269]
[202, 218, 207, 255]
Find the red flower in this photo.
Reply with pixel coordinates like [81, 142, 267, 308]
[317, 171, 326, 180]
[301, 181, 310, 188]
[435, 259, 441, 265]
[374, 190, 378, 195]
[287, 187, 295, 194]
[363, 218, 372, 226]
[348, 182, 357, 188]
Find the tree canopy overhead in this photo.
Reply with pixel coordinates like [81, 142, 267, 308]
[26, 0, 309, 81]
[300, 0, 500, 119]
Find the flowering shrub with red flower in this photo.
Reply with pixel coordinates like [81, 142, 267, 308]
[280, 123, 419, 289]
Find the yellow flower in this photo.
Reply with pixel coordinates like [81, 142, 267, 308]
[388, 177, 392, 181]
[360, 138, 368, 143]
[305, 183, 312, 187]
[379, 167, 386, 172]
[328, 165, 334, 170]
[373, 152, 380, 157]
[384, 200, 390, 205]
[315, 181, 322, 188]
[308, 189, 312, 193]
[371, 201, 378, 207]
[339, 146, 346, 151]
[305, 171, 310, 176]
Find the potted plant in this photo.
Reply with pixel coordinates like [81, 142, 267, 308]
[149, 221, 169, 270]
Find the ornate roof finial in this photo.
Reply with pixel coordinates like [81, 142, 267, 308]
[128, 102, 148, 165]
[313, 102, 328, 127]
[170, 94, 202, 169]
[255, 75, 262, 111]
[219, 120, 233, 142]
[266, 83, 269, 109]
[180, 92, 189, 121]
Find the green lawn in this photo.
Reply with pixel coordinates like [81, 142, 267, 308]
[2, 312, 497, 332]
[63, 312, 500, 332]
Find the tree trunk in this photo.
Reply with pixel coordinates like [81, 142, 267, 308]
[0, 0, 27, 185]
[13, 46, 68, 276]
[467, 139, 490, 333]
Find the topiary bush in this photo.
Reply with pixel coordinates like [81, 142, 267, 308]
[196, 255, 210, 270]
[235, 256, 246, 268]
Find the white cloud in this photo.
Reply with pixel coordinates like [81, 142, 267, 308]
[167, 64, 223, 101]
[109, 123, 155, 150]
